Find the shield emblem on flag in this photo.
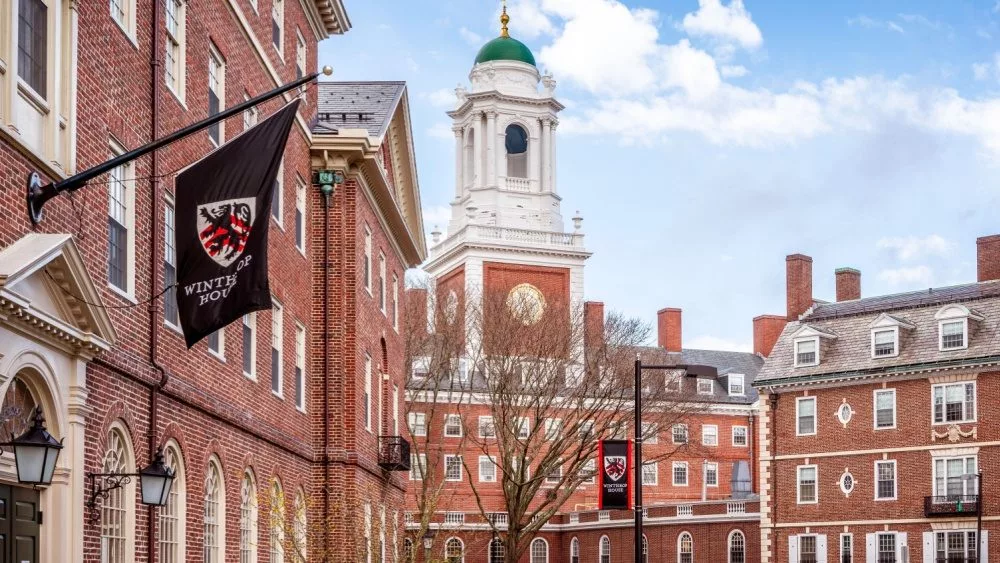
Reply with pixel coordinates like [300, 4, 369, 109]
[603, 456, 626, 481]
[196, 197, 255, 267]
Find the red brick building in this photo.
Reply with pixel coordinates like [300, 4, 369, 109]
[755, 237, 1000, 563]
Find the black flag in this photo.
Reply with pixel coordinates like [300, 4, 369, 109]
[175, 100, 300, 348]
[598, 439, 632, 510]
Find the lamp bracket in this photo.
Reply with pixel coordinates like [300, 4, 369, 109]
[86, 472, 139, 524]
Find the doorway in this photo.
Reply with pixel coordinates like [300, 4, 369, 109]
[0, 484, 40, 563]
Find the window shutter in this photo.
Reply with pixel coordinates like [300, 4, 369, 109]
[896, 533, 907, 562]
[789, 535, 799, 563]
[817, 534, 828, 563]
[981, 530, 989, 563]
[921, 532, 933, 563]
[866, 534, 876, 563]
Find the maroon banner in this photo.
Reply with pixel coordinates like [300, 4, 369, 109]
[598, 439, 632, 510]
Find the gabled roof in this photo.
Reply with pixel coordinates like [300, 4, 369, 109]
[314, 82, 406, 138]
[808, 281, 1000, 320]
[635, 346, 763, 405]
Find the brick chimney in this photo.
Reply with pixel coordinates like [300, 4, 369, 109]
[657, 308, 682, 352]
[786, 254, 813, 321]
[584, 301, 605, 351]
[753, 315, 787, 357]
[835, 267, 861, 302]
[978, 235, 1000, 282]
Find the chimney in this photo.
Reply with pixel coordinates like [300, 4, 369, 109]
[657, 308, 682, 352]
[753, 315, 787, 357]
[835, 268, 861, 302]
[786, 254, 813, 321]
[584, 301, 605, 351]
[978, 235, 1000, 282]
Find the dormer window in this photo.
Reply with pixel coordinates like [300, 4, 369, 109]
[934, 305, 984, 352]
[941, 321, 965, 350]
[728, 374, 745, 396]
[872, 329, 898, 357]
[697, 379, 714, 395]
[794, 338, 818, 367]
[665, 372, 682, 392]
[412, 357, 430, 379]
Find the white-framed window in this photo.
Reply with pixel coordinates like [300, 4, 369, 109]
[272, 160, 284, 226]
[295, 28, 306, 79]
[516, 416, 530, 439]
[570, 538, 579, 563]
[678, 532, 693, 563]
[796, 535, 817, 563]
[702, 424, 718, 446]
[729, 530, 746, 563]
[293, 490, 306, 561]
[444, 414, 463, 437]
[610, 420, 628, 440]
[101, 425, 136, 563]
[107, 140, 135, 297]
[393, 385, 399, 435]
[478, 416, 495, 438]
[271, 0, 284, 54]
[207, 330, 224, 359]
[479, 456, 496, 482]
[672, 423, 688, 444]
[581, 459, 597, 484]
[110, 0, 136, 39]
[697, 379, 714, 395]
[208, 45, 225, 145]
[877, 533, 896, 563]
[934, 531, 978, 562]
[545, 418, 563, 441]
[204, 457, 225, 563]
[932, 455, 978, 498]
[641, 462, 657, 485]
[409, 454, 427, 481]
[599, 536, 611, 563]
[163, 197, 179, 327]
[728, 374, 745, 396]
[672, 462, 689, 486]
[392, 274, 399, 331]
[837, 403, 853, 426]
[363, 225, 372, 294]
[642, 422, 658, 444]
[940, 319, 968, 350]
[164, 0, 185, 100]
[491, 537, 507, 563]
[932, 381, 976, 424]
[578, 420, 594, 441]
[796, 396, 817, 436]
[839, 533, 852, 563]
[271, 298, 283, 397]
[379, 253, 387, 314]
[839, 470, 855, 495]
[269, 480, 285, 563]
[242, 313, 257, 378]
[794, 337, 819, 367]
[242, 92, 259, 131]
[445, 455, 463, 481]
[872, 328, 898, 358]
[797, 465, 818, 504]
[530, 538, 548, 563]
[665, 372, 683, 392]
[875, 460, 897, 500]
[239, 469, 258, 563]
[408, 412, 426, 436]
[705, 462, 719, 487]
[294, 178, 305, 254]
[732, 425, 748, 447]
[874, 389, 896, 429]
[363, 353, 372, 432]
[445, 538, 464, 562]
[545, 464, 563, 485]
[158, 442, 186, 563]
[294, 323, 306, 411]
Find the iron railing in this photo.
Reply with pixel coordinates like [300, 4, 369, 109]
[924, 495, 979, 517]
[378, 436, 411, 471]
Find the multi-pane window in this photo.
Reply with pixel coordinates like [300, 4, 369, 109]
[875, 460, 896, 500]
[408, 412, 426, 436]
[392, 274, 399, 331]
[516, 417, 530, 439]
[877, 534, 896, 563]
[165, 0, 184, 96]
[840, 534, 853, 563]
[159, 445, 184, 563]
[271, 299, 283, 396]
[163, 200, 179, 325]
[242, 313, 257, 378]
[797, 397, 817, 435]
[295, 324, 306, 410]
[269, 482, 284, 563]
[641, 462, 657, 485]
[110, 0, 133, 35]
[272, 161, 284, 225]
[295, 179, 306, 252]
[271, 0, 283, 52]
[697, 379, 713, 395]
[393, 385, 399, 434]
[545, 464, 563, 484]
[491, 538, 507, 563]
[569, 539, 580, 563]
[18, 0, 48, 98]
[444, 414, 463, 437]
[108, 143, 133, 294]
[363, 353, 372, 432]
[798, 536, 817, 563]
[874, 389, 896, 429]
[239, 472, 258, 563]
[935, 531, 977, 563]
[873, 329, 897, 357]
[678, 532, 693, 563]
[101, 429, 132, 563]
[479, 416, 496, 438]
[445, 538, 463, 563]
[705, 462, 718, 487]
[940, 320, 967, 350]
[599, 536, 611, 563]
[243, 92, 259, 130]
[208, 47, 225, 145]
[206, 328, 224, 357]
[379, 253, 387, 314]
[445, 455, 463, 481]
[479, 456, 496, 482]
[363, 226, 372, 293]
[732, 426, 748, 446]
[729, 531, 746, 563]
[728, 374, 745, 395]
[672, 424, 688, 444]
[933, 382, 976, 424]
[295, 30, 306, 79]
[293, 492, 306, 562]
[795, 338, 818, 366]
[530, 539, 548, 563]
[642, 422, 657, 444]
[672, 462, 688, 486]
[578, 420, 594, 441]
[581, 459, 596, 484]
[933, 456, 978, 498]
[409, 454, 427, 481]
[797, 465, 817, 503]
[702, 425, 718, 446]
[204, 461, 223, 563]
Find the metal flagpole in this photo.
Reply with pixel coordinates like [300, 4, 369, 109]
[634, 357, 643, 563]
[25, 67, 333, 225]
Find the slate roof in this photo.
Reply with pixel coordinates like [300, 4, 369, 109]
[634, 346, 763, 405]
[755, 280, 1000, 386]
[313, 81, 406, 138]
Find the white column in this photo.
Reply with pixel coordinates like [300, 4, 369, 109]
[549, 121, 558, 194]
[531, 122, 541, 191]
[541, 119, 552, 192]
[472, 113, 483, 189]
[486, 111, 497, 188]
[453, 126, 463, 198]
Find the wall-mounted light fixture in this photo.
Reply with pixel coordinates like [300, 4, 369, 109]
[0, 407, 64, 486]
[86, 447, 175, 522]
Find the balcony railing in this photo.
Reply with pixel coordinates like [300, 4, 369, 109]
[924, 495, 979, 517]
[505, 177, 531, 192]
[378, 436, 411, 471]
[429, 224, 586, 257]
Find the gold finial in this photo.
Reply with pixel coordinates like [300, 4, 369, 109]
[500, 0, 510, 38]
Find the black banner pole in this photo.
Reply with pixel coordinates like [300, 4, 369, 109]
[634, 357, 643, 563]
[25, 67, 332, 225]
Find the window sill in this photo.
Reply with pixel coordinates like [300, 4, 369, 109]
[112, 19, 140, 50]
[874, 497, 897, 502]
[272, 390, 284, 399]
[931, 420, 976, 426]
[18, 80, 50, 115]
[244, 371, 257, 381]
[164, 321, 184, 336]
[296, 405, 306, 414]
[296, 245, 306, 257]
[874, 426, 896, 431]
[272, 215, 284, 231]
[208, 349, 226, 363]
[108, 284, 138, 304]
[166, 84, 187, 109]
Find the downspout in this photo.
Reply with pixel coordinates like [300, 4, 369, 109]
[749, 411, 756, 495]
[322, 182, 333, 561]
[769, 393, 779, 559]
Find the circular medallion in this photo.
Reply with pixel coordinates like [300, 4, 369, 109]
[837, 403, 853, 426]
[840, 469, 855, 496]
[506, 283, 546, 326]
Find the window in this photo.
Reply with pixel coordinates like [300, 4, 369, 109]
[409, 454, 426, 481]
[872, 328, 898, 357]
[269, 481, 285, 563]
[665, 372, 682, 392]
[165, 0, 185, 98]
[932, 381, 976, 424]
[379, 253, 387, 314]
[271, 299, 283, 396]
[159, 443, 185, 563]
[108, 141, 135, 295]
[840, 470, 855, 495]
[642, 462, 658, 485]
[798, 535, 817, 563]
[797, 465, 818, 504]
[678, 532, 693, 563]
[363, 353, 372, 432]
[478, 416, 495, 438]
[242, 313, 257, 378]
[705, 462, 718, 487]
[728, 530, 745, 563]
[673, 462, 689, 486]
[732, 426, 748, 447]
[295, 324, 306, 410]
[702, 425, 718, 446]
[545, 464, 563, 484]
[728, 374, 745, 395]
[206, 330, 223, 357]
[874, 389, 896, 429]
[795, 337, 819, 367]
[544, 418, 563, 440]
[840, 533, 852, 563]
[933, 455, 977, 498]
[163, 199, 179, 326]
[569, 538, 579, 563]
[239, 470, 258, 563]
[530, 539, 548, 563]
[516, 417, 530, 439]
[642, 535, 649, 563]
[877, 533, 896, 563]
[110, 0, 135, 37]
[208, 46, 225, 145]
[581, 459, 597, 484]
[837, 403, 853, 425]
[272, 161, 284, 225]
[940, 320, 967, 350]
[490, 539, 506, 563]
[204, 458, 225, 563]
[610, 420, 628, 440]
[19, 0, 48, 97]
[393, 385, 399, 435]
[295, 29, 306, 79]
[242, 92, 259, 130]
[505, 124, 528, 178]
[444, 538, 463, 563]
[599, 536, 611, 563]
[444, 414, 463, 437]
[479, 456, 496, 482]
[390, 274, 400, 331]
[363, 225, 372, 293]
[403, 539, 414, 563]
[697, 379, 714, 395]
[875, 460, 897, 500]
[641, 422, 658, 444]
[797, 397, 817, 436]
[445, 455, 462, 481]
[578, 420, 594, 441]
[672, 424, 688, 444]
[271, 0, 284, 53]
[101, 427, 135, 563]
[408, 413, 426, 436]
[293, 491, 306, 562]
[293, 178, 306, 253]
[935, 531, 977, 563]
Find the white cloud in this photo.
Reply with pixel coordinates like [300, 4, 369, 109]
[848, 15, 904, 34]
[497, 0, 556, 38]
[661, 40, 721, 100]
[686, 335, 752, 353]
[877, 266, 934, 287]
[721, 64, 749, 78]
[423, 205, 453, 234]
[459, 27, 482, 45]
[876, 235, 953, 261]
[897, 13, 943, 31]
[887, 21, 905, 34]
[425, 88, 456, 107]
[681, 0, 763, 50]
[426, 122, 454, 139]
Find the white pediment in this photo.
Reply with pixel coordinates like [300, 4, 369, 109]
[934, 304, 985, 322]
[0, 234, 116, 356]
[869, 313, 916, 330]
[790, 324, 838, 340]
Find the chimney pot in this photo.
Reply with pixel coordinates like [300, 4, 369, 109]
[977, 235, 1000, 282]
[657, 308, 682, 352]
[786, 254, 813, 321]
[835, 267, 861, 302]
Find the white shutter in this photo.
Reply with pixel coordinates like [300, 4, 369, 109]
[897, 533, 907, 562]
[866, 534, 877, 563]
[922, 532, 934, 563]
[789, 535, 799, 563]
[817, 534, 828, 563]
[981, 530, 989, 563]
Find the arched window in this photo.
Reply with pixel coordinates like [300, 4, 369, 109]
[530, 538, 548, 563]
[293, 489, 307, 562]
[270, 479, 285, 562]
[569, 537, 580, 563]
[403, 538, 414, 562]
[642, 534, 649, 563]
[678, 532, 693, 563]
[729, 530, 746, 563]
[159, 441, 186, 563]
[505, 124, 528, 178]
[101, 425, 135, 563]
[599, 536, 611, 563]
[240, 469, 259, 563]
[204, 457, 225, 563]
[445, 537, 464, 562]
[489, 538, 505, 563]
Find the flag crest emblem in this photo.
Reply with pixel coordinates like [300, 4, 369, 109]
[603, 456, 627, 481]
[197, 197, 255, 267]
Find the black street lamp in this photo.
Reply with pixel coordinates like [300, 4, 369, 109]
[86, 446, 175, 522]
[422, 529, 436, 563]
[0, 407, 64, 486]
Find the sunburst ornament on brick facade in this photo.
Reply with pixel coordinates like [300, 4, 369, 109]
[506, 283, 546, 325]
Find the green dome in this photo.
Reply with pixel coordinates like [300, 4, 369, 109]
[474, 36, 536, 66]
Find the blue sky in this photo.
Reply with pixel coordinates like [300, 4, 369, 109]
[320, 0, 1000, 351]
